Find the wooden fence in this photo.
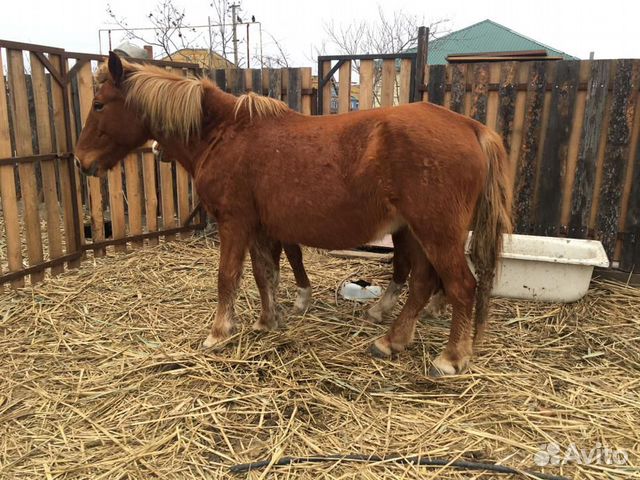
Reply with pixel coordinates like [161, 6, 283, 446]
[2, 38, 639, 287]
[423, 60, 640, 271]
[0, 39, 313, 287]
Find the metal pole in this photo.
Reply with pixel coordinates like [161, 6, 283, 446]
[246, 23, 251, 68]
[230, 3, 239, 67]
[258, 22, 263, 68]
[208, 15, 214, 70]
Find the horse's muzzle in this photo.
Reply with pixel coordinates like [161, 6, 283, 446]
[74, 156, 98, 176]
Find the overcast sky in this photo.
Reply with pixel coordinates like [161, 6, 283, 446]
[1, 0, 639, 66]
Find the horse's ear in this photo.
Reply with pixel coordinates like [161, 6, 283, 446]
[108, 51, 125, 86]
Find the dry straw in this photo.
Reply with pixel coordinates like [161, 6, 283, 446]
[1, 235, 638, 478]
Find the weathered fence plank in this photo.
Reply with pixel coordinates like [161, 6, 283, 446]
[380, 59, 395, 108]
[399, 59, 412, 105]
[142, 151, 159, 246]
[496, 62, 518, 154]
[7, 49, 45, 283]
[427, 64, 446, 106]
[513, 61, 547, 233]
[107, 163, 127, 252]
[359, 60, 374, 111]
[449, 63, 467, 113]
[534, 60, 580, 236]
[569, 60, 611, 238]
[30, 52, 64, 273]
[288, 68, 302, 112]
[596, 59, 640, 257]
[0, 50, 23, 287]
[470, 63, 489, 124]
[124, 153, 144, 247]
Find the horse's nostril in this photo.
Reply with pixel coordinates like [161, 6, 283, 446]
[74, 156, 81, 170]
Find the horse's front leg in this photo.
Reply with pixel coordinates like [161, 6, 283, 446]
[250, 234, 282, 331]
[203, 223, 250, 349]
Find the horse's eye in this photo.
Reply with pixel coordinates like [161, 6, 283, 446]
[93, 102, 104, 112]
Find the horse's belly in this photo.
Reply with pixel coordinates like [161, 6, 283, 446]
[261, 197, 401, 250]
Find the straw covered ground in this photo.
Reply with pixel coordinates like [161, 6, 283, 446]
[1, 235, 639, 479]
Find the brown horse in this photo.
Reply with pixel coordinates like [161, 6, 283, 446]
[75, 53, 511, 376]
[151, 141, 448, 319]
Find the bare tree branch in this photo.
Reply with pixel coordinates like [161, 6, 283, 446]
[316, 6, 450, 107]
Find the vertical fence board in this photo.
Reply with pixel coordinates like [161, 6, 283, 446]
[301, 68, 312, 115]
[124, 153, 144, 247]
[569, 61, 610, 238]
[214, 69, 227, 91]
[74, 60, 107, 257]
[486, 63, 502, 130]
[251, 68, 262, 94]
[268, 68, 282, 101]
[7, 49, 44, 283]
[497, 62, 518, 154]
[621, 142, 640, 270]
[427, 65, 446, 106]
[229, 68, 245, 95]
[30, 52, 64, 274]
[596, 60, 640, 257]
[107, 163, 126, 252]
[398, 59, 412, 105]
[321, 61, 332, 114]
[0, 50, 23, 287]
[176, 164, 190, 237]
[470, 63, 489, 124]
[288, 68, 302, 112]
[142, 152, 159, 246]
[449, 64, 467, 113]
[160, 162, 176, 241]
[359, 60, 374, 111]
[49, 54, 80, 267]
[380, 59, 395, 108]
[534, 61, 580, 236]
[514, 61, 547, 233]
[337, 62, 351, 113]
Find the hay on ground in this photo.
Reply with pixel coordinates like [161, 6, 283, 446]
[0, 236, 638, 479]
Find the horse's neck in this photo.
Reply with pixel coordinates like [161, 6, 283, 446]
[154, 83, 236, 175]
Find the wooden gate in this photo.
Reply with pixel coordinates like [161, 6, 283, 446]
[0, 40, 206, 287]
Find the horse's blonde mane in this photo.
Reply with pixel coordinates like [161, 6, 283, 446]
[97, 61, 203, 142]
[233, 92, 289, 121]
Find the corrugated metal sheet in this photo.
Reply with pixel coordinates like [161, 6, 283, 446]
[420, 19, 578, 64]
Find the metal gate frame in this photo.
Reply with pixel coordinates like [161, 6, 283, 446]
[316, 26, 429, 114]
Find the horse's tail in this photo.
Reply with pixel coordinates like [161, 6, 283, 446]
[469, 126, 512, 344]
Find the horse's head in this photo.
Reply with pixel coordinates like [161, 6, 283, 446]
[74, 52, 149, 176]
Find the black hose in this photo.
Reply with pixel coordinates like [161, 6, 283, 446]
[228, 453, 570, 479]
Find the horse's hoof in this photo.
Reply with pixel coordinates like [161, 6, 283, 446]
[369, 338, 392, 358]
[252, 320, 273, 332]
[292, 287, 312, 314]
[366, 307, 384, 324]
[428, 354, 468, 377]
[202, 333, 229, 350]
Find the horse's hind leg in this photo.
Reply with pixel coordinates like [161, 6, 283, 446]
[370, 232, 438, 356]
[421, 240, 476, 376]
[251, 233, 282, 332]
[283, 244, 312, 313]
[367, 227, 412, 323]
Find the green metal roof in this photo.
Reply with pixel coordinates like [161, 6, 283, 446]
[417, 19, 578, 64]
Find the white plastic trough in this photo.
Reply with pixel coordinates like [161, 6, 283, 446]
[466, 233, 610, 303]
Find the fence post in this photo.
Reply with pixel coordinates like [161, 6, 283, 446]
[411, 26, 429, 103]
